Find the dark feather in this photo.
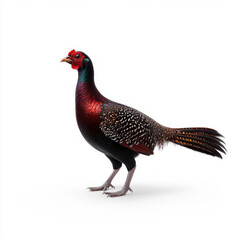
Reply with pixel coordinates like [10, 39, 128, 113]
[99, 103, 167, 155]
[171, 128, 226, 158]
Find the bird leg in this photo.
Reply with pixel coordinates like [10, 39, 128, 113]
[104, 166, 136, 197]
[88, 168, 120, 192]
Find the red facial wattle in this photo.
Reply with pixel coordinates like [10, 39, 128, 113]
[67, 49, 85, 70]
[71, 62, 80, 70]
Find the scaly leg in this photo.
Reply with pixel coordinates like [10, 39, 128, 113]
[104, 166, 136, 197]
[88, 168, 120, 192]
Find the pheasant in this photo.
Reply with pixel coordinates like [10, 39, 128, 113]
[61, 49, 226, 197]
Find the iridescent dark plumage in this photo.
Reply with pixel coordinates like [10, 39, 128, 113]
[61, 50, 226, 197]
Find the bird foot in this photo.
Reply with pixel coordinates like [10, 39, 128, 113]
[88, 183, 115, 192]
[104, 187, 133, 198]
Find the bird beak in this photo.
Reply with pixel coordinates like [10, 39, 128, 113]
[60, 56, 73, 64]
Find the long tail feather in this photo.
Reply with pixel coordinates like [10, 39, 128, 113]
[169, 127, 226, 158]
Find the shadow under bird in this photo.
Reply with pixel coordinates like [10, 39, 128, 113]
[61, 49, 226, 197]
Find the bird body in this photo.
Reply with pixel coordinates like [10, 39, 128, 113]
[74, 58, 138, 172]
[61, 49, 226, 197]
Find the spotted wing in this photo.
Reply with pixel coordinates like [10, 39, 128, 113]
[99, 103, 158, 155]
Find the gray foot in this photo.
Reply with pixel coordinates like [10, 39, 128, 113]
[88, 183, 115, 192]
[88, 168, 120, 192]
[104, 187, 133, 198]
[104, 166, 136, 198]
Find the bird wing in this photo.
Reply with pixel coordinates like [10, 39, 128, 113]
[99, 103, 157, 155]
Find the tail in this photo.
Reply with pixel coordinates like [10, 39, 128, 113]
[169, 127, 226, 158]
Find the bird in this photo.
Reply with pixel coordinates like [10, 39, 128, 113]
[61, 49, 226, 197]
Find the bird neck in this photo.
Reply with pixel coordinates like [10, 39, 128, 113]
[76, 60, 96, 93]
[77, 60, 94, 84]
[75, 61, 103, 101]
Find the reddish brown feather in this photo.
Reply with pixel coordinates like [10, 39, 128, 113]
[121, 141, 154, 156]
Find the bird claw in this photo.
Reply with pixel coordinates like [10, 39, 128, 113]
[104, 187, 133, 198]
[104, 191, 124, 198]
[88, 183, 115, 192]
[103, 184, 115, 192]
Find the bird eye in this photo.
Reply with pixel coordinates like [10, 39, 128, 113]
[75, 54, 80, 59]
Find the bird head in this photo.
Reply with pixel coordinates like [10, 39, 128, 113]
[61, 49, 90, 70]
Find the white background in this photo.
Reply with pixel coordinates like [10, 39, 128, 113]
[1, 0, 240, 239]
